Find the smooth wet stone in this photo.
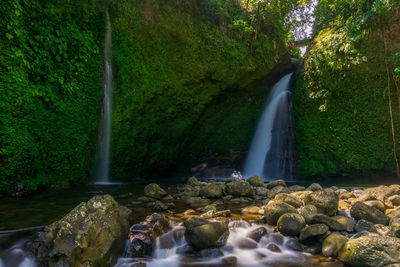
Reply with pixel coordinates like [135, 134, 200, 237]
[288, 185, 306, 192]
[264, 202, 297, 225]
[312, 214, 354, 232]
[221, 255, 237, 264]
[285, 239, 303, 251]
[198, 248, 223, 258]
[301, 205, 318, 224]
[364, 200, 386, 212]
[214, 210, 231, 217]
[389, 195, 400, 206]
[144, 183, 167, 199]
[322, 232, 348, 258]
[339, 233, 400, 266]
[185, 221, 228, 249]
[236, 238, 258, 249]
[247, 175, 264, 187]
[152, 200, 168, 211]
[277, 213, 306, 236]
[188, 177, 201, 187]
[267, 243, 281, 252]
[186, 197, 210, 209]
[246, 227, 268, 242]
[274, 193, 302, 208]
[267, 186, 289, 199]
[266, 180, 286, 189]
[354, 185, 399, 203]
[255, 187, 269, 196]
[307, 183, 323, 191]
[390, 216, 400, 237]
[304, 189, 339, 216]
[225, 180, 252, 197]
[370, 224, 391, 236]
[350, 202, 389, 225]
[199, 183, 223, 198]
[242, 206, 261, 214]
[299, 224, 329, 241]
[268, 233, 284, 245]
[338, 200, 351, 210]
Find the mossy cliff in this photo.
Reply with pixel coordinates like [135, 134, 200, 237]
[110, 0, 295, 179]
[293, 0, 400, 178]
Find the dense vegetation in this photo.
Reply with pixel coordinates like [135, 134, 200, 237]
[110, 0, 302, 179]
[294, 0, 400, 178]
[0, 1, 106, 194]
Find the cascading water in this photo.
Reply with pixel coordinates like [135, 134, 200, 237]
[94, 11, 113, 183]
[243, 73, 295, 180]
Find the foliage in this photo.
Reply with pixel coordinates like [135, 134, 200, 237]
[0, 0, 105, 193]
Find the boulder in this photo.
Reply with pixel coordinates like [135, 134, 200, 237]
[304, 189, 338, 216]
[299, 224, 329, 241]
[307, 183, 323, 191]
[267, 185, 289, 199]
[26, 195, 131, 266]
[339, 233, 400, 266]
[350, 202, 389, 225]
[288, 185, 306, 192]
[364, 200, 386, 212]
[225, 180, 252, 197]
[390, 216, 400, 238]
[255, 187, 269, 196]
[274, 193, 302, 208]
[301, 205, 318, 224]
[184, 220, 228, 249]
[322, 232, 348, 258]
[370, 224, 391, 236]
[186, 197, 210, 209]
[277, 213, 306, 236]
[264, 202, 297, 225]
[355, 185, 398, 203]
[247, 175, 264, 187]
[199, 184, 223, 198]
[389, 195, 400, 206]
[241, 206, 261, 214]
[312, 214, 354, 232]
[144, 183, 167, 199]
[246, 227, 268, 242]
[266, 180, 286, 189]
[187, 177, 201, 186]
[354, 219, 374, 232]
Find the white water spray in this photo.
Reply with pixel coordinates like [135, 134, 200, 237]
[243, 73, 295, 180]
[94, 11, 113, 183]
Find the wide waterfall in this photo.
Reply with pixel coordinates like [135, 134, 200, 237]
[94, 11, 113, 183]
[243, 73, 295, 180]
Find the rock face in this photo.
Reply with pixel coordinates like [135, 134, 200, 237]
[225, 180, 252, 197]
[184, 218, 228, 249]
[144, 183, 167, 199]
[27, 195, 131, 267]
[199, 183, 223, 198]
[339, 233, 400, 266]
[247, 175, 264, 187]
[350, 202, 389, 225]
[277, 213, 306, 236]
[304, 189, 338, 216]
[264, 202, 297, 225]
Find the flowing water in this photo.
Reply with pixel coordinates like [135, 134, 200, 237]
[94, 10, 113, 183]
[243, 73, 295, 180]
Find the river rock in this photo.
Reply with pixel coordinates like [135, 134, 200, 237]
[301, 205, 318, 224]
[299, 224, 329, 241]
[247, 175, 264, 187]
[255, 186, 269, 196]
[184, 220, 228, 249]
[27, 195, 131, 266]
[312, 214, 354, 232]
[304, 189, 338, 216]
[242, 206, 261, 214]
[188, 177, 201, 186]
[236, 238, 258, 249]
[225, 180, 252, 197]
[370, 224, 391, 236]
[339, 233, 400, 266]
[307, 183, 323, 191]
[288, 185, 306, 192]
[274, 193, 303, 208]
[186, 197, 210, 209]
[354, 219, 374, 232]
[277, 213, 306, 236]
[390, 216, 400, 237]
[267, 185, 289, 198]
[266, 180, 286, 189]
[144, 183, 167, 199]
[364, 200, 386, 212]
[199, 183, 223, 198]
[350, 202, 389, 225]
[355, 185, 399, 203]
[322, 232, 348, 258]
[389, 195, 400, 206]
[246, 227, 268, 242]
[264, 202, 297, 225]
[339, 191, 355, 200]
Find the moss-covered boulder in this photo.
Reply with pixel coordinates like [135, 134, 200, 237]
[339, 233, 400, 266]
[199, 183, 223, 198]
[300, 205, 318, 224]
[304, 189, 338, 216]
[267, 185, 289, 199]
[264, 202, 297, 225]
[266, 180, 286, 189]
[322, 232, 348, 258]
[225, 180, 252, 197]
[274, 193, 303, 208]
[277, 213, 306, 236]
[350, 202, 389, 225]
[144, 183, 167, 199]
[186, 197, 210, 209]
[27, 195, 131, 266]
[184, 219, 228, 249]
[312, 214, 354, 232]
[299, 224, 329, 241]
[187, 177, 201, 187]
[247, 175, 264, 187]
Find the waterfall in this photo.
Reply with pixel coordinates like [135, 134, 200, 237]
[243, 73, 295, 180]
[94, 11, 113, 183]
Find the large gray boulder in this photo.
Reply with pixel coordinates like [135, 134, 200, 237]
[247, 175, 264, 187]
[144, 183, 167, 199]
[264, 202, 297, 225]
[27, 195, 131, 267]
[339, 233, 400, 266]
[350, 202, 389, 225]
[274, 193, 302, 208]
[225, 180, 252, 197]
[184, 218, 228, 249]
[199, 183, 223, 198]
[304, 189, 338, 216]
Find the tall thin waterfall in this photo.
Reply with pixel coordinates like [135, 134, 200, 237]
[243, 73, 295, 180]
[94, 11, 113, 183]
